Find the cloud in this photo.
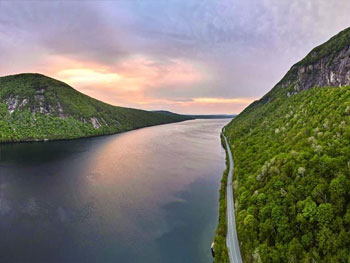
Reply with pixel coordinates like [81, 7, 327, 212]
[193, 97, 256, 104]
[56, 69, 122, 87]
[47, 55, 213, 109]
[0, 0, 349, 114]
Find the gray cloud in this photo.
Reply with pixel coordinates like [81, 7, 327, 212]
[0, 0, 349, 113]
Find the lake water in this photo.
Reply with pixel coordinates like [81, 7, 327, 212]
[0, 119, 229, 263]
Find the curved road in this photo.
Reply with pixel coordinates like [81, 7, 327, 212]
[223, 131, 243, 263]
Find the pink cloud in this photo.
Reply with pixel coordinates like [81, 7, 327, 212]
[1, 53, 252, 114]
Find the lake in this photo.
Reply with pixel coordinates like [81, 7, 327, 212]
[0, 119, 229, 263]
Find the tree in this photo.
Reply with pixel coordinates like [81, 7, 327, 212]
[317, 226, 334, 253]
[316, 203, 334, 226]
[301, 197, 317, 222]
[288, 238, 304, 262]
[330, 175, 347, 199]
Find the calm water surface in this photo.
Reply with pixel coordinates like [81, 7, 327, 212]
[0, 119, 229, 263]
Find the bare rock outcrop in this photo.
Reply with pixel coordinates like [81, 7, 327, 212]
[91, 117, 102, 129]
[284, 46, 350, 92]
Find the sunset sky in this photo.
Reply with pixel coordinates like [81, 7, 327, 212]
[0, 1, 349, 114]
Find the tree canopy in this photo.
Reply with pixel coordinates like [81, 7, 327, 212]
[225, 86, 350, 262]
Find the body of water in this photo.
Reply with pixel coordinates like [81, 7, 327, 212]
[0, 119, 229, 263]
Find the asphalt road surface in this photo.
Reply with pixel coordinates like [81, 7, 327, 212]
[223, 133, 243, 263]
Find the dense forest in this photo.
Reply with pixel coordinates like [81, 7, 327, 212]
[226, 86, 350, 262]
[0, 73, 190, 142]
[224, 27, 350, 263]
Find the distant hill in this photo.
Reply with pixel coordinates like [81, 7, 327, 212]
[220, 27, 350, 263]
[0, 73, 191, 143]
[153, 110, 235, 119]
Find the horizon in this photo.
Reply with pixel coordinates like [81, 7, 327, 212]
[2, 2, 350, 263]
[0, 72, 237, 116]
[0, 1, 349, 114]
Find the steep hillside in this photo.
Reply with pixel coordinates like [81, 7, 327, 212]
[259, 27, 350, 105]
[224, 28, 350, 262]
[0, 73, 190, 142]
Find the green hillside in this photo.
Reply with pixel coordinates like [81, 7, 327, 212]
[0, 73, 190, 143]
[224, 28, 350, 262]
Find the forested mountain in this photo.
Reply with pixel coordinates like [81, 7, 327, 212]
[0, 73, 190, 143]
[224, 27, 350, 262]
[153, 110, 235, 119]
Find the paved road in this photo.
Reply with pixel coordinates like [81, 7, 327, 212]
[223, 132, 243, 263]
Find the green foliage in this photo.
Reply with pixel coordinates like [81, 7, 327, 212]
[225, 86, 350, 262]
[213, 134, 229, 263]
[0, 73, 189, 142]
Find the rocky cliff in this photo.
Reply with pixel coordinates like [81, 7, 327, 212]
[224, 27, 350, 263]
[288, 46, 350, 91]
[261, 27, 350, 102]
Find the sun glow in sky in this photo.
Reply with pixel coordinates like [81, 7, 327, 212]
[0, 1, 349, 114]
[56, 69, 122, 86]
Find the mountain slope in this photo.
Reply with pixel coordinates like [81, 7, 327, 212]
[0, 73, 190, 142]
[259, 27, 350, 105]
[153, 110, 235, 119]
[224, 28, 350, 262]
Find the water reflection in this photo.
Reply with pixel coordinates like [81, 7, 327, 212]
[0, 119, 229, 263]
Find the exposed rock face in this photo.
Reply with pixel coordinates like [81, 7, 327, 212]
[33, 88, 50, 114]
[2, 87, 108, 130]
[279, 46, 350, 92]
[57, 102, 65, 118]
[90, 117, 102, 129]
[5, 96, 19, 114]
[3, 88, 67, 118]
[251, 28, 350, 106]
[5, 96, 31, 114]
[19, 98, 28, 108]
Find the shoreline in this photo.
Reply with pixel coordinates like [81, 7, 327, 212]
[0, 118, 192, 145]
[212, 128, 230, 262]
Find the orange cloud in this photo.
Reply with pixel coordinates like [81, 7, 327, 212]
[109, 96, 257, 114]
[192, 97, 256, 104]
[44, 55, 211, 106]
[174, 97, 256, 114]
[3, 53, 253, 114]
[56, 69, 121, 86]
[113, 55, 208, 89]
[42, 54, 207, 92]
